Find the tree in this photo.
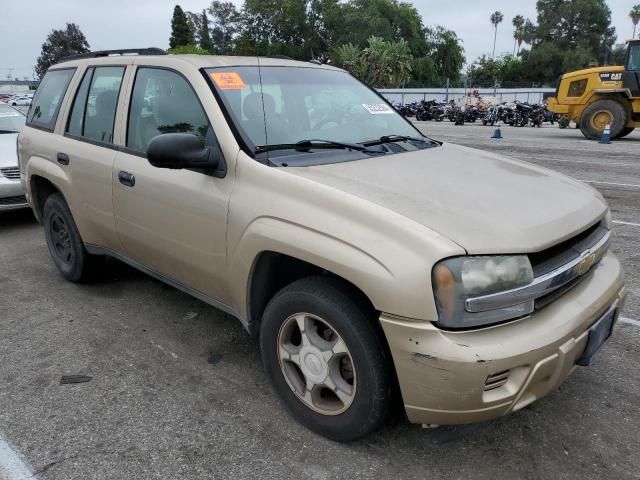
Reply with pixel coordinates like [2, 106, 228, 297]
[167, 44, 210, 55]
[466, 54, 527, 87]
[169, 5, 194, 49]
[185, 11, 202, 44]
[631, 4, 640, 39]
[35, 23, 90, 78]
[332, 43, 366, 79]
[425, 26, 465, 84]
[612, 43, 627, 65]
[198, 10, 214, 52]
[328, 0, 427, 58]
[490, 11, 503, 59]
[331, 36, 412, 88]
[208, 1, 241, 54]
[526, 0, 616, 81]
[512, 15, 525, 55]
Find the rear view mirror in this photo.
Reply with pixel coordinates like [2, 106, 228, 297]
[147, 133, 225, 176]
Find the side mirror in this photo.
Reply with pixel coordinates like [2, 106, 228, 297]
[146, 133, 222, 174]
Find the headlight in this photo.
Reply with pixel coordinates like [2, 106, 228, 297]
[432, 256, 534, 329]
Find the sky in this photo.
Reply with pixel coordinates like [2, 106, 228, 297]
[1, 0, 637, 80]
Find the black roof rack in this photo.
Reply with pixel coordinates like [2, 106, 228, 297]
[60, 48, 167, 63]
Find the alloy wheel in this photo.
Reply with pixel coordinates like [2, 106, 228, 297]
[277, 313, 356, 415]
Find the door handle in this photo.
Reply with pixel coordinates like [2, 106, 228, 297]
[118, 170, 135, 187]
[57, 152, 69, 165]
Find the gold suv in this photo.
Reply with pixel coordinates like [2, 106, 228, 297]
[18, 49, 626, 441]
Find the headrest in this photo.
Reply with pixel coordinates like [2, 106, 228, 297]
[243, 92, 276, 120]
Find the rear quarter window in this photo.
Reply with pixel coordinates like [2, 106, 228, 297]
[27, 68, 75, 131]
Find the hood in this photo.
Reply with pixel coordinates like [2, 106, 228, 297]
[562, 65, 624, 80]
[0, 133, 18, 168]
[284, 143, 607, 254]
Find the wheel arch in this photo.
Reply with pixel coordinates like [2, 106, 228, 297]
[246, 251, 378, 335]
[26, 155, 72, 222]
[30, 174, 66, 223]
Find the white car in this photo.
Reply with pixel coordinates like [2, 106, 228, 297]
[0, 103, 28, 211]
[10, 96, 31, 106]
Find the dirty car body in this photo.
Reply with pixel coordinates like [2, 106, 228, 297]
[18, 51, 626, 439]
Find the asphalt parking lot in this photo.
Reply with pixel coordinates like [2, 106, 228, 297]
[1, 122, 639, 480]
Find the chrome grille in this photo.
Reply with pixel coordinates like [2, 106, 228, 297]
[465, 221, 610, 314]
[0, 167, 20, 180]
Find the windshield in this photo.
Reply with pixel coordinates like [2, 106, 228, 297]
[628, 43, 640, 71]
[0, 103, 26, 133]
[206, 66, 421, 153]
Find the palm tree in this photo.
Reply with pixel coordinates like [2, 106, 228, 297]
[490, 11, 504, 59]
[631, 5, 640, 38]
[512, 15, 525, 55]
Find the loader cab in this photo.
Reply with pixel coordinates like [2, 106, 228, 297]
[623, 40, 640, 97]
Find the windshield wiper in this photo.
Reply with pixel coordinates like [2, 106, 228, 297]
[362, 134, 435, 146]
[0, 129, 19, 134]
[255, 139, 378, 154]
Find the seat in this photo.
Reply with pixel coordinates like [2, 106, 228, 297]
[242, 92, 288, 145]
[85, 90, 117, 143]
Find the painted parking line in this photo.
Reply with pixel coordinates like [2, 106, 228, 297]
[612, 220, 640, 227]
[619, 317, 640, 327]
[0, 433, 33, 479]
[579, 180, 640, 189]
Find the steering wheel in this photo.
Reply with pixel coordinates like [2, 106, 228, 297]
[313, 117, 341, 130]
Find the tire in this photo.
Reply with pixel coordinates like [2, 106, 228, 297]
[615, 127, 635, 139]
[260, 276, 392, 442]
[43, 193, 102, 282]
[579, 99, 627, 140]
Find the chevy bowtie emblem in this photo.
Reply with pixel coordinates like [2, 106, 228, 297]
[576, 251, 597, 275]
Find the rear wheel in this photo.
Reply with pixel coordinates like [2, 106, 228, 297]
[579, 99, 627, 140]
[43, 193, 103, 282]
[615, 127, 635, 139]
[260, 276, 392, 441]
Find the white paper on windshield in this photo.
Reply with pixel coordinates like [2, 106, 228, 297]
[0, 112, 20, 118]
[362, 103, 394, 115]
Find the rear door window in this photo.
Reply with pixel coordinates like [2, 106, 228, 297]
[27, 69, 75, 131]
[66, 66, 125, 144]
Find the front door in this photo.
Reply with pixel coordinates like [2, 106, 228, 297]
[112, 67, 233, 302]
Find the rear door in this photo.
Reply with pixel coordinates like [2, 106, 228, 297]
[56, 63, 130, 250]
[112, 66, 233, 303]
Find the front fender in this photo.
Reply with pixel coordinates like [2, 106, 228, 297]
[228, 216, 395, 320]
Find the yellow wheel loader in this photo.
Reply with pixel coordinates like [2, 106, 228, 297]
[548, 39, 640, 139]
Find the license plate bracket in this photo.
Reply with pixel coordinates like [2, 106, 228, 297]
[576, 306, 617, 366]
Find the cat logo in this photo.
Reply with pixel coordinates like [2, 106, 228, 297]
[599, 72, 622, 82]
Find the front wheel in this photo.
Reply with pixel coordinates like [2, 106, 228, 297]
[260, 276, 392, 441]
[579, 99, 627, 140]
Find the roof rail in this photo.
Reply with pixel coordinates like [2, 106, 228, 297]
[60, 48, 167, 63]
[268, 54, 293, 60]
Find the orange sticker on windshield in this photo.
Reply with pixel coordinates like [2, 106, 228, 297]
[210, 72, 247, 90]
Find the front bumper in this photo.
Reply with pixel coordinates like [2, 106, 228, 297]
[0, 175, 28, 211]
[546, 97, 569, 114]
[381, 251, 625, 426]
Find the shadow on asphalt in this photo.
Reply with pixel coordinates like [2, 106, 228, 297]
[0, 208, 37, 230]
